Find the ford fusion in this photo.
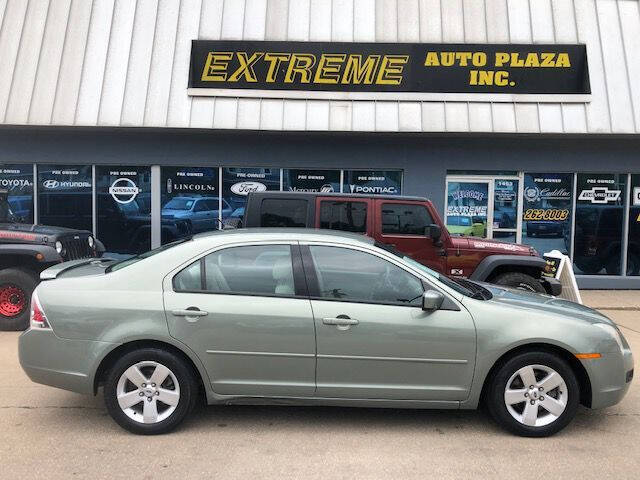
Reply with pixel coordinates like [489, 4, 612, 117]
[19, 229, 633, 436]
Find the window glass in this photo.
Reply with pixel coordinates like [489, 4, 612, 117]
[320, 201, 367, 233]
[446, 181, 488, 238]
[283, 169, 340, 193]
[173, 261, 202, 291]
[162, 167, 220, 243]
[522, 173, 573, 256]
[37, 165, 92, 231]
[260, 199, 307, 227]
[493, 179, 518, 243]
[96, 166, 152, 258]
[0, 164, 33, 223]
[309, 246, 423, 305]
[628, 174, 640, 276]
[203, 245, 294, 296]
[222, 167, 280, 212]
[381, 203, 433, 235]
[342, 170, 402, 195]
[573, 173, 627, 275]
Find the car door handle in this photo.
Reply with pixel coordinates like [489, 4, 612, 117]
[172, 309, 208, 318]
[322, 316, 359, 326]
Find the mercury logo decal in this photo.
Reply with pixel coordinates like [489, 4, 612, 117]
[109, 178, 140, 204]
[578, 187, 621, 204]
[230, 181, 267, 196]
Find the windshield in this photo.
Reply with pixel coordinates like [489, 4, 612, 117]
[163, 198, 194, 210]
[107, 238, 191, 272]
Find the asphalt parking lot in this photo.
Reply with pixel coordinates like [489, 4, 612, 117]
[1, 310, 638, 480]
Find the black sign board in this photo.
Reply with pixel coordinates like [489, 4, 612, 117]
[189, 40, 590, 98]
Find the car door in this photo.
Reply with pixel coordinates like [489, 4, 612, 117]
[373, 199, 446, 272]
[191, 200, 212, 232]
[163, 242, 316, 397]
[302, 243, 476, 401]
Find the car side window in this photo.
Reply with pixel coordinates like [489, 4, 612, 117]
[193, 201, 208, 212]
[319, 201, 367, 233]
[174, 244, 297, 297]
[260, 199, 307, 227]
[308, 246, 423, 306]
[381, 203, 433, 235]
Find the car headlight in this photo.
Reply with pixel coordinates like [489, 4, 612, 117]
[55, 241, 63, 254]
[594, 323, 625, 352]
[88, 236, 94, 248]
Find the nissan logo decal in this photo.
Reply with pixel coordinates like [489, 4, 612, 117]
[109, 178, 140, 204]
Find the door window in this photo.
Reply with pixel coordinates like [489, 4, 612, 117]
[381, 203, 433, 235]
[175, 245, 296, 296]
[319, 201, 367, 233]
[260, 199, 307, 227]
[309, 246, 423, 305]
[629, 175, 640, 276]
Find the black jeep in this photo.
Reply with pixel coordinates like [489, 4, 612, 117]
[0, 190, 105, 330]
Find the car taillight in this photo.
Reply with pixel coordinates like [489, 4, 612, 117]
[30, 291, 50, 329]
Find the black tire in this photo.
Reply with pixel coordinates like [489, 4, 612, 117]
[486, 351, 580, 437]
[104, 348, 198, 435]
[492, 272, 545, 293]
[0, 268, 38, 331]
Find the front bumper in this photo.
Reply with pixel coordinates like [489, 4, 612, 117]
[584, 348, 634, 409]
[19, 328, 118, 395]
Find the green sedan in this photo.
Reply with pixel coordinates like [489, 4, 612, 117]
[19, 229, 633, 436]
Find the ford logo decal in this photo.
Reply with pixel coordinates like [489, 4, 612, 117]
[230, 181, 267, 196]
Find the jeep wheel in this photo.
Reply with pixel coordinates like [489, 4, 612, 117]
[493, 272, 545, 293]
[0, 268, 38, 331]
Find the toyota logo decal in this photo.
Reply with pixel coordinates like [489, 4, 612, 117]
[109, 178, 140, 204]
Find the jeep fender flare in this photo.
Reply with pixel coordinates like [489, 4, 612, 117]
[469, 254, 546, 282]
[0, 244, 62, 264]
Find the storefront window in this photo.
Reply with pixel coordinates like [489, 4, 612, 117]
[522, 173, 573, 255]
[0, 164, 33, 223]
[283, 169, 340, 193]
[628, 174, 640, 276]
[493, 179, 518, 243]
[445, 181, 488, 238]
[222, 167, 280, 219]
[574, 173, 627, 275]
[38, 165, 92, 231]
[96, 166, 152, 257]
[342, 170, 402, 195]
[161, 167, 220, 243]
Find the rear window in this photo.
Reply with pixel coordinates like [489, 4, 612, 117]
[319, 201, 367, 233]
[260, 199, 307, 227]
[107, 238, 190, 272]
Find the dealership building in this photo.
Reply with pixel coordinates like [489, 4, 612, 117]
[1, 0, 639, 288]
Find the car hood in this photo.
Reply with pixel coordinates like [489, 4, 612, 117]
[452, 235, 534, 255]
[0, 222, 91, 236]
[476, 282, 613, 326]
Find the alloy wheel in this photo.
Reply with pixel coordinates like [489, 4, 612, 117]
[116, 361, 180, 424]
[504, 364, 568, 427]
[0, 284, 26, 318]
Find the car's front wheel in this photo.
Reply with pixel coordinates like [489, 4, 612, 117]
[104, 348, 198, 435]
[486, 351, 579, 437]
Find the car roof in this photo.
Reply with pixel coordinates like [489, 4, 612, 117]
[251, 191, 429, 202]
[192, 227, 375, 246]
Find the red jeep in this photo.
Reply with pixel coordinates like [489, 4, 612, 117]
[240, 192, 561, 295]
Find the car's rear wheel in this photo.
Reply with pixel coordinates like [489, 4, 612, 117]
[492, 272, 545, 293]
[0, 268, 38, 331]
[486, 351, 579, 437]
[104, 348, 197, 435]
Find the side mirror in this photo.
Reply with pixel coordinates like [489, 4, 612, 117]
[422, 290, 444, 311]
[424, 224, 442, 241]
